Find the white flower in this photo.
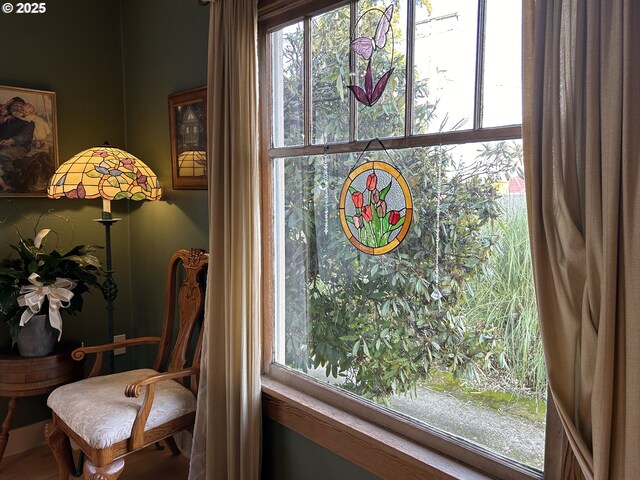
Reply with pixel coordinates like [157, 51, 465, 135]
[33, 229, 51, 249]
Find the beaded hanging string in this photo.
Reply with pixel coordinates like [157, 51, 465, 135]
[431, 148, 443, 306]
[322, 147, 329, 236]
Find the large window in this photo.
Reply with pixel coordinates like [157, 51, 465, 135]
[262, 0, 543, 478]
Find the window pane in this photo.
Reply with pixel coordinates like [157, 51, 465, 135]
[312, 6, 351, 144]
[413, 0, 478, 134]
[272, 23, 304, 147]
[482, 0, 522, 127]
[274, 141, 545, 469]
[356, 0, 406, 139]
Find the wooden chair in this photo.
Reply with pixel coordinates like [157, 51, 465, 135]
[44, 248, 208, 480]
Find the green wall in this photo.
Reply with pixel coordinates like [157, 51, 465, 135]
[1, 2, 376, 478]
[262, 418, 380, 480]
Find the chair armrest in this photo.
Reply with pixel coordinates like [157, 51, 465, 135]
[124, 367, 199, 450]
[72, 337, 162, 378]
[123, 367, 200, 398]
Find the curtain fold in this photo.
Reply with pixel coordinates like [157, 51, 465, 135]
[523, 0, 640, 478]
[188, 0, 262, 478]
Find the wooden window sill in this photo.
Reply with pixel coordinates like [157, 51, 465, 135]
[262, 376, 497, 480]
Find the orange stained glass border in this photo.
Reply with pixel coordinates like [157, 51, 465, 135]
[339, 161, 413, 255]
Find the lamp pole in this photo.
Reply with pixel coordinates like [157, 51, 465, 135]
[97, 213, 119, 374]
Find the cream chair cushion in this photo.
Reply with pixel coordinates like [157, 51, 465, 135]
[47, 368, 196, 449]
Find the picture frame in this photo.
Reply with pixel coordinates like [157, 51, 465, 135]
[168, 87, 208, 190]
[0, 85, 59, 197]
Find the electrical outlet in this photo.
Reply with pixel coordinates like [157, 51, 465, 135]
[114, 334, 126, 355]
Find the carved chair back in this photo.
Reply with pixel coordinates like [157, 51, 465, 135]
[152, 248, 208, 393]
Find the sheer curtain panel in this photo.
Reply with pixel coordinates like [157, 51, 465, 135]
[188, 0, 262, 478]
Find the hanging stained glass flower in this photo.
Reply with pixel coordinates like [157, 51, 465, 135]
[348, 4, 395, 107]
[339, 143, 412, 255]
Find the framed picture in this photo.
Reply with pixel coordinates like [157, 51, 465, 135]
[0, 85, 58, 197]
[168, 87, 208, 189]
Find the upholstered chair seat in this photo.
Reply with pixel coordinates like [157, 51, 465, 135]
[47, 368, 196, 450]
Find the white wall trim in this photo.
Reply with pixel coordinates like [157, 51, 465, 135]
[5, 420, 48, 458]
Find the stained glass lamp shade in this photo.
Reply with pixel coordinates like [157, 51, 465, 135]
[47, 144, 162, 216]
[178, 150, 207, 177]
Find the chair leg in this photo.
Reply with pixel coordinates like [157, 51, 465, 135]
[84, 457, 125, 480]
[165, 435, 181, 455]
[44, 421, 74, 480]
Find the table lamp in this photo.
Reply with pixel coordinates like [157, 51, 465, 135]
[47, 142, 162, 372]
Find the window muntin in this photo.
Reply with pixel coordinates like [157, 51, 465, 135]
[265, 0, 543, 477]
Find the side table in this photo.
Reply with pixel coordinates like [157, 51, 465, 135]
[0, 342, 84, 462]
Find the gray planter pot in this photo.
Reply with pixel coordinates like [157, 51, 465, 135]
[17, 314, 58, 357]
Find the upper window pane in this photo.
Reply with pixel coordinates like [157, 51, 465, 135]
[482, 0, 522, 127]
[413, 0, 478, 134]
[272, 23, 304, 147]
[312, 6, 351, 144]
[356, 0, 406, 139]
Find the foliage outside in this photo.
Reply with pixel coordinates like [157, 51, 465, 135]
[462, 198, 546, 397]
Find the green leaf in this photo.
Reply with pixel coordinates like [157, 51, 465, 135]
[388, 216, 405, 231]
[352, 340, 360, 357]
[340, 335, 358, 341]
[113, 191, 132, 200]
[85, 169, 103, 178]
[107, 176, 120, 188]
[379, 181, 392, 201]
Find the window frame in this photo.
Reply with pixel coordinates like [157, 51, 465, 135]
[258, 1, 553, 478]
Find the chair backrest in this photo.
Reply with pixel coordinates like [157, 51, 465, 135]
[152, 248, 208, 394]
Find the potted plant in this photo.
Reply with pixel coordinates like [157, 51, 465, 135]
[0, 228, 102, 356]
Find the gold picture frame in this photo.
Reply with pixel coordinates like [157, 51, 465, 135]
[168, 87, 208, 190]
[0, 85, 59, 197]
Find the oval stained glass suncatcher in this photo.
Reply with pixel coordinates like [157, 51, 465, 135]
[339, 161, 412, 255]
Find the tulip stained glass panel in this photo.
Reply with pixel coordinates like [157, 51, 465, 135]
[339, 161, 412, 255]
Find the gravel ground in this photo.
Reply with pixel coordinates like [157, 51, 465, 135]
[307, 367, 545, 470]
[388, 385, 545, 470]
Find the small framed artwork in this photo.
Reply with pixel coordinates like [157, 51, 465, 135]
[168, 87, 208, 189]
[0, 85, 58, 197]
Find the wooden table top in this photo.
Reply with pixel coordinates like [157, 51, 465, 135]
[0, 342, 84, 397]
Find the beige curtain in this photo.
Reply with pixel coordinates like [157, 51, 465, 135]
[523, 0, 640, 478]
[188, 0, 262, 478]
